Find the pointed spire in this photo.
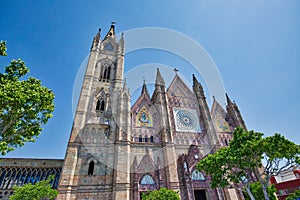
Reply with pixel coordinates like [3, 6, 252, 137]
[119, 32, 124, 44]
[192, 74, 204, 94]
[225, 94, 247, 130]
[91, 28, 101, 49]
[233, 101, 239, 110]
[226, 93, 233, 106]
[118, 32, 124, 54]
[132, 156, 138, 171]
[104, 22, 116, 41]
[192, 74, 198, 85]
[155, 68, 165, 86]
[141, 79, 150, 96]
[123, 78, 127, 91]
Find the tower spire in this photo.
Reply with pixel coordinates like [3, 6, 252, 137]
[123, 78, 129, 93]
[192, 74, 204, 96]
[141, 79, 150, 96]
[104, 22, 116, 41]
[226, 93, 233, 105]
[193, 74, 218, 150]
[118, 32, 124, 54]
[155, 68, 165, 86]
[226, 94, 247, 130]
[91, 28, 101, 49]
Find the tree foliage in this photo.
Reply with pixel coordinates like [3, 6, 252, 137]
[0, 41, 54, 155]
[141, 188, 180, 200]
[9, 175, 58, 200]
[286, 190, 300, 200]
[197, 128, 300, 200]
[0, 41, 7, 56]
[243, 182, 276, 200]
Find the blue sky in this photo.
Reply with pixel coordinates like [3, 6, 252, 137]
[1, 0, 299, 159]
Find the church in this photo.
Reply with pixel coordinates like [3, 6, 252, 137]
[56, 23, 246, 200]
[0, 24, 247, 200]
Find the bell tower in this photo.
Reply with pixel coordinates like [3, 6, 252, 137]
[57, 23, 130, 200]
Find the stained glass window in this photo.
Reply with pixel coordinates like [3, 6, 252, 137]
[192, 170, 205, 181]
[141, 175, 155, 185]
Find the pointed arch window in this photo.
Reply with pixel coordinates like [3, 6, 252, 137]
[96, 100, 100, 111]
[100, 61, 112, 81]
[0, 170, 6, 187]
[96, 99, 105, 112]
[141, 175, 155, 185]
[88, 161, 95, 176]
[224, 138, 229, 146]
[103, 66, 111, 80]
[139, 135, 143, 142]
[150, 136, 154, 143]
[144, 135, 148, 143]
[192, 170, 205, 181]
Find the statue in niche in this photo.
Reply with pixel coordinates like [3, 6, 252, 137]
[183, 161, 188, 172]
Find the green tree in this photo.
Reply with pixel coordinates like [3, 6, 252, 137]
[0, 41, 7, 56]
[141, 188, 180, 200]
[197, 128, 300, 200]
[286, 190, 300, 200]
[9, 175, 58, 200]
[0, 41, 54, 155]
[243, 182, 276, 200]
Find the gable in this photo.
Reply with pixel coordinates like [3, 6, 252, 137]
[211, 99, 231, 133]
[167, 75, 195, 99]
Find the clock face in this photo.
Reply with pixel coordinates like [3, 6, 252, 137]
[194, 154, 199, 159]
[173, 108, 201, 132]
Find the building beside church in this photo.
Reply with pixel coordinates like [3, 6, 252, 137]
[0, 158, 62, 199]
[0, 24, 247, 200]
[271, 166, 300, 200]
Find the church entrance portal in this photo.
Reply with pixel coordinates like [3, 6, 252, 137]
[194, 190, 207, 200]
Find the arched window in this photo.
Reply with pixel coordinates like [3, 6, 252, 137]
[24, 170, 31, 184]
[150, 136, 154, 143]
[0, 170, 6, 187]
[139, 135, 143, 142]
[141, 175, 155, 185]
[224, 138, 228, 146]
[144, 135, 148, 143]
[192, 170, 205, 181]
[102, 66, 111, 80]
[100, 100, 105, 111]
[96, 100, 100, 111]
[99, 60, 112, 81]
[106, 67, 111, 79]
[88, 161, 95, 176]
[96, 99, 105, 112]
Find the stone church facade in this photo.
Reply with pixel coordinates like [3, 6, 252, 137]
[0, 24, 247, 200]
[56, 24, 247, 200]
[0, 24, 248, 200]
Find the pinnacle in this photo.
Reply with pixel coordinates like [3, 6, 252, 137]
[141, 79, 150, 96]
[103, 22, 116, 41]
[155, 68, 165, 86]
[226, 93, 233, 105]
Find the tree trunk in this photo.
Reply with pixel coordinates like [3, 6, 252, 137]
[245, 187, 256, 200]
[254, 168, 270, 200]
[261, 183, 270, 200]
